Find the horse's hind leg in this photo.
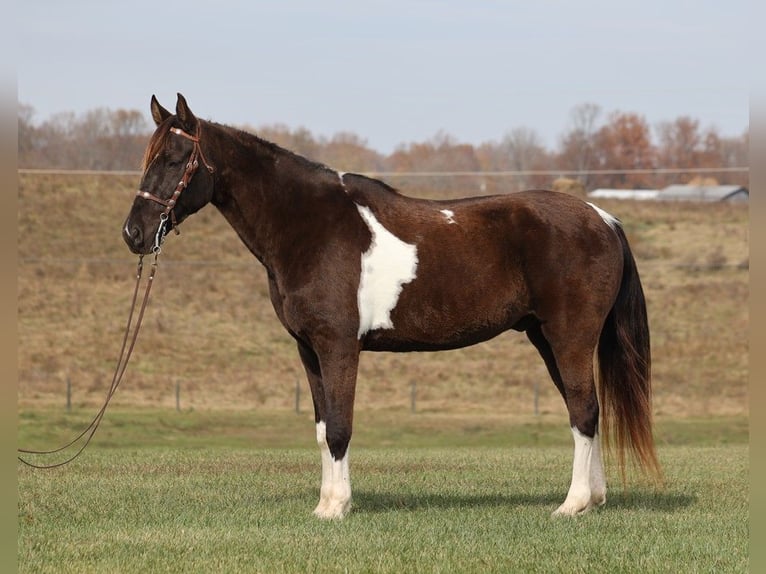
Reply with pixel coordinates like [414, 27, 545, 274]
[526, 324, 607, 516]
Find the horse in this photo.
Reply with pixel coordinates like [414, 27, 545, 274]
[123, 93, 660, 519]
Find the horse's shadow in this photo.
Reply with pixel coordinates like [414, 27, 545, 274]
[351, 489, 695, 514]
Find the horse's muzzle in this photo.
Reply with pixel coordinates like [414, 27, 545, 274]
[122, 218, 151, 255]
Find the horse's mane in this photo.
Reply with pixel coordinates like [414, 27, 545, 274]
[141, 119, 174, 171]
[217, 123, 335, 175]
[142, 118, 369, 189]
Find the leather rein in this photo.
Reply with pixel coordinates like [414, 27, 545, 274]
[18, 126, 214, 469]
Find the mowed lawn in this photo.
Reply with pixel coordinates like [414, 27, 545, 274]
[17, 411, 748, 573]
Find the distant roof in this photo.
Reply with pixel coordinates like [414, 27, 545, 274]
[659, 185, 749, 202]
[588, 189, 660, 200]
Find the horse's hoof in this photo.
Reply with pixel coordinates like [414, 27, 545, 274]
[552, 499, 593, 517]
[313, 498, 351, 520]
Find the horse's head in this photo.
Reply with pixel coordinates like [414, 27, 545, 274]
[122, 93, 215, 254]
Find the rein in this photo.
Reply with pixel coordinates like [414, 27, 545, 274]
[18, 254, 158, 468]
[18, 125, 214, 469]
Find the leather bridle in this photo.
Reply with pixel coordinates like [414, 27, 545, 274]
[135, 126, 215, 252]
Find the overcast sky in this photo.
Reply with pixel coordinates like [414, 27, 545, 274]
[18, 0, 749, 154]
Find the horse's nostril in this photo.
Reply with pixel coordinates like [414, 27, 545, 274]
[122, 220, 143, 249]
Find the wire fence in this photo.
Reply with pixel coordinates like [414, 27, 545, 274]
[18, 166, 750, 178]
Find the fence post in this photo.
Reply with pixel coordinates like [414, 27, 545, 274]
[410, 381, 417, 413]
[66, 377, 71, 412]
[295, 380, 300, 414]
[175, 381, 180, 412]
[533, 380, 539, 416]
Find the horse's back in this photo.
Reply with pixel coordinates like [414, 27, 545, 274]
[348, 185, 623, 351]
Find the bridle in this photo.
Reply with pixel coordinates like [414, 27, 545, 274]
[17, 125, 215, 469]
[135, 126, 215, 252]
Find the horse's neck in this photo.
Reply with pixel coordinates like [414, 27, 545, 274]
[209, 127, 341, 272]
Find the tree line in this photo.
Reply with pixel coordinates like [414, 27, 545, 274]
[18, 102, 748, 194]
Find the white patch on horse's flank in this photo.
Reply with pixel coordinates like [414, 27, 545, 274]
[586, 202, 621, 229]
[355, 204, 419, 338]
[440, 209, 456, 224]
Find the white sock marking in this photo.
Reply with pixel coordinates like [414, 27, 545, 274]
[439, 209, 456, 224]
[590, 432, 607, 505]
[554, 427, 594, 516]
[316, 422, 333, 502]
[355, 204, 419, 338]
[314, 421, 352, 519]
[586, 202, 620, 228]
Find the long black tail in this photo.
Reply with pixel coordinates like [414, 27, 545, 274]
[597, 225, 662, 482]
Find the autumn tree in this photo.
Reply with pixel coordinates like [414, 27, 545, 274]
[656, 116, 705, 167]
[385, 131, 479, 172]
[251, 123, 323, 161]
[18, 101, 747, 193]
[316, 132, 385, 173]
[591, 112, 656, 189]
[385, 131, 482, 197]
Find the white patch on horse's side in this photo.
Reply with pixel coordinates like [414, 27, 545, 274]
[586, 202, 621, 229]
[355, 204, 419, 338]
[440, 209, 456, 224]
[554, 427, 595, 516]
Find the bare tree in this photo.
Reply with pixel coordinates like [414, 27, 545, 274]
[558, 102, 602, 189]
[500, 127, 547, 190]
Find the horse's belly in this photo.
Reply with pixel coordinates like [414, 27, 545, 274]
[361, 299, 529, 352]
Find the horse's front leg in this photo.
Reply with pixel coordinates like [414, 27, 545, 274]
[297, 340, 359, 519]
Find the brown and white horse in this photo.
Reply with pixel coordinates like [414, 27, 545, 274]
[123, 94, 660, 519]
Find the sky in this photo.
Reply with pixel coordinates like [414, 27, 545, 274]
[17, 0, 750, 154]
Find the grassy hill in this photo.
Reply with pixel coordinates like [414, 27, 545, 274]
[17, 173, 748, 419]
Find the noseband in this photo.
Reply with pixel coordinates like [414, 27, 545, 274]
[136, 126, 215, 251]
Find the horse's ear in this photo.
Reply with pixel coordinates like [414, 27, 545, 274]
[175, 93, 198, 133]
[150, 95, 171, 127]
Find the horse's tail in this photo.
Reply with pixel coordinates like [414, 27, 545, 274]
[597, 224, 662, 483]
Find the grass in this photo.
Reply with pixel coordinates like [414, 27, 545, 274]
[17, 408, 749, 452]
[17, 415, 748, 573]
[18, 410, 749, 572]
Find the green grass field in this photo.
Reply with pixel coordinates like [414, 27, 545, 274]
[18, 409, 748, 573]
